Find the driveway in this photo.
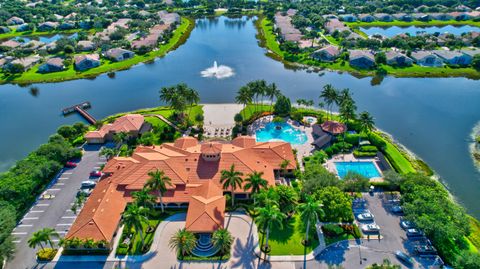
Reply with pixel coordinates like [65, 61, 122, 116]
[6, 144, 106, 269]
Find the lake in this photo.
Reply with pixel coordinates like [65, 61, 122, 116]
[9, 33, 78, 44]
[360, 25, 480, 37]
[1, 16, 480, 218]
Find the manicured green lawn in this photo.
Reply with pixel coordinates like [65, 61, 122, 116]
[377, 133, 416, 174]
[256, 17, 284, 58]
[346, 19, 480, 28]
[258, 214, 318, 255]
[1, 18, 194, 84]
[467, 216, 480, 252]
[324, 232, 356, 246]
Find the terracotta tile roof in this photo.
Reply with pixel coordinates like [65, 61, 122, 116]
[320, 121, 346, 135]
[174, 136, 198, 149]
[85, 114, 145, 139]
[66, 179, 126, 242]
[185, 181, 225, 233]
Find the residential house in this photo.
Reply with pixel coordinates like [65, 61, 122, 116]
[410, 51, 444, 67]
[38, 57, 65, 73]
[65, 136, 296, 248]
[324, 19, 349, 33]
[385, 51, 413, 66]
[6, 16, 24, 25]
[412, 13, 431, 21]
[0, 40, 21, 50]
[16, 24, 31, 32]
[358, 14, 375, 22]
[428, 13, 453, 21]
[85, 114, 151, 144]
[37, 21, 58, 31]
[461, 49, 480, 58]
[0, 57, 13, 68]
[76, 40, 96, 51]
[340, 14, 357, 22]
[448, 12, 470, 21]
[433, 50, 472, 65]
[22, 40, 45, 52]
[393, 13, 413, 21]
[59, 22, 76, 30]
[105, 48, 135, 62]
[157, 11, 181, 26]
[5, 55, 41, 71]
[311, 45, 341, 62]
[455, 5, 472, 12]
[349, 50, 375, 68]
[0, 26, 11, 34]
[274, 12, 302, 42]
[374, 13, 393, 22]
[74, 54, 100, 71]
[467, 11, 480, 19]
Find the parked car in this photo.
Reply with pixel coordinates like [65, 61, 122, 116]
[406, 228, 424, 238]
[77, 188, 92, 197]
[65, 161, 77, 168]
[90, 170, 103, 177]
[361, 224, 380, 233]
[395, 250, 414, 265]
[81, 180, 96, 189]
[391, 205, 404, 214]
[357, 212, 374, 221]
[415, 245, 437, 256]
[400, 219, 415, 230]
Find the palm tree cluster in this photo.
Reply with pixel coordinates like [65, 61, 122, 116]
[235, 80, 281, 117]
[28, 228, 59, 250]
[159, 83, 200, 122]
[296, 99, 314, 108]
[220, 164, 269, 207]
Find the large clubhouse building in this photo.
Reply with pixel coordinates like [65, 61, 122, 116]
[66, 136, 296, 247]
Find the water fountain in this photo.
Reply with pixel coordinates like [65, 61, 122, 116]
[200, 61, 235, 79]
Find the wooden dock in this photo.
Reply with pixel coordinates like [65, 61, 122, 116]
[62, 102, 97, 125]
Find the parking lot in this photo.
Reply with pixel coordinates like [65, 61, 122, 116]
[352, 192, 443, 268]
[7, 144, 106, 269]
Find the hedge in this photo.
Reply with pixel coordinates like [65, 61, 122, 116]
[353, 150, 377, 158]
[37, 248, 57, 261]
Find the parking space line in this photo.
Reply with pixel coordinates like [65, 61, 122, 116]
[12, 232, 27, 235]
[55, 183, 65, 186]
[63, 172, 73, 175]
[30, 210, 44, 213]
[49, 188, 61, 191]
[66, 209, 73, 212]
[12, 240, 21, 243]
[56, 223, 72, 226]
[22, 217, 38, 220]
[58, 177, 69, 180]
[56, 231, 67, 234]
[18, 224, 33, 227]
[62, 216, 76, 219]
[97, 162, 105, 164]
[36, 204, 50, 207]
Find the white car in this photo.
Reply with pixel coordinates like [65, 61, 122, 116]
[362, 224, 380, 233]
[81, 180, 96, 189]
[357, 212, 374, 221]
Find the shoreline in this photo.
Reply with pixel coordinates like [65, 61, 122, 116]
[254, 16, 480, 80]
[0, 18, 195, 85]
[470, 121, 480, 170]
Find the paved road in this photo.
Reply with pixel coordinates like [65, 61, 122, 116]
[6, 144, 105, 269]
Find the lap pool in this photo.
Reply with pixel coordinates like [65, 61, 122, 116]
[334, 162, 381, 179]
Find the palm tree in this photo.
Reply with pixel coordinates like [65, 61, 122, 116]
[122, 204, 149, 248]
[265, 82, 281, 111]
[236, 85, 253, 118]
[256, 204, 286, 256]
[211, 228, 234, 256]
[298, 196, 324, 245]
[113, 132, 129, 146]
[41, 228, 60, 249]
[358, 111, 375, 144]
[99, 147, 117, 160]
[254, 187, 279, 208]
[339, 99, 357, 129]
[336, 88, 353, 108]
[145, 169, 172, 213]
[28, 231, 47, 250]
[320, 84, 338, 120]
[178, 84, 200, 118]
[132, 188, 157, 209]
[244, 171, 268, 204]
[279, 159, 291, 177]
[220, 164, 244, 207]
[159, 86, 176, 106]
[169, 228, 196, 258]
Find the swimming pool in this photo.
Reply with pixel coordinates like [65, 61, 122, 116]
[255, 122, 308, 145]
[334, 162, 381, 179]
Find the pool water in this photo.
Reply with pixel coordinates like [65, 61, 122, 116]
[335, 162, 381, 178]
[255, 122, 308, 145]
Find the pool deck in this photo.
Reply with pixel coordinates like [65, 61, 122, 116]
[324, 153, 384, 182]
[248, 115, 315, 170]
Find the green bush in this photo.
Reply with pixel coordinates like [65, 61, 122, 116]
[359, 145, 378, 152]
[322, 224, 344, 237]
[353, 150, 377, 158]
[344, 133, 366, 146]
[37, 248, 57, 261]
[368, 133, 387, 149]
[274, 95, 292, 117]
[324, 142, 353, 157]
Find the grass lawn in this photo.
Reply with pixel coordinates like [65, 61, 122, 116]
[324, 232, 356, 246]
[1, 18, 194, 84]
[375, 132, 416, 174]
[346, 19, 480, 28]
[239, 104, 273, 121]
[258, 214, 318, 256]
[467, 216, 480, 252]
[256, 17, 284, 58]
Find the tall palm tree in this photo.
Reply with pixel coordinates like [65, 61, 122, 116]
[145, 169, 172, 213]
[244, 171, 268, 204]
[122, 204, 149, 248]
[235, 85, 253, 118]
[178, 84, 200, 118]
[28, 231, 47, 250]
[254, 187, 279, 208]
[99, 147, 117, 160]
[320, 84, 338, 120]
[358, 111, 375, 144]
[113, 132, 128, 146]
[159, 86, 176, 107]
[169, 228, 196, 258]
[132, 188, 157, 209]
[298, 196, 324, 244]
[256, 204, 286, 256]
[336, 88, 353, 108]
[220, 164, 244, 207]
[211, 228, 234, 256]
[265, 82, 281, 111]
[339, 99, 357, 129]
[40, 228, 60, 249]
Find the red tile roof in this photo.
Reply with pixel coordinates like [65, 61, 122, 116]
[320, 121, 346, 135]
[85, 114, 145, 139]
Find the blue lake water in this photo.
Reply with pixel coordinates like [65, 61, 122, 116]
[360, 25, 480, 37]
[0, 16, 480, 218]
[335, 162, 382, 179]
[11, 33, 78, 44]
[255, 122, 308, 145]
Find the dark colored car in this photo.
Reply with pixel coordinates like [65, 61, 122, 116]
[90, 170, 103, 177]
[395, 251, 414, 265]
[415, 245, 437, 256]
[406, 228, 424, 238]
[400, 219, 415, 230]
[391, 205, 404, 214]
[65, 161, 77, 168]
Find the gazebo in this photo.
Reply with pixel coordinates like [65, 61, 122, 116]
[320, 120, 346, 135]
[311, 120, 347, 149]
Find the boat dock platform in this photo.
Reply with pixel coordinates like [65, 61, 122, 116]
[62, 102, 97, 125]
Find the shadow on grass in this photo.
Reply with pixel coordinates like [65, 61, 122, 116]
[268, 217, 295, 243]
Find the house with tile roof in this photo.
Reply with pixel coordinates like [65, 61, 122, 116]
[38, 57, 65, 73]
[85, 114, 151, 144]
[349, 50, 375, 69]
[311, 45, 341, 62]
[433, 50, 472, 65]
[411, 51, 444, 67]
[6, 16, 24, 25]
[105, 48, 135, 62]
[74, 54, 100, 71]
[65, 136, 297, 250]
[386, 51, 413, 66]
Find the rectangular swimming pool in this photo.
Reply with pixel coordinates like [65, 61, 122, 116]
[334, 162, 381, 179]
